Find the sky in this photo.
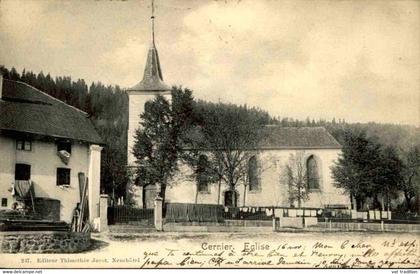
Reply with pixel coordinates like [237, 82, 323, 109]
[0, 0, 419, 125]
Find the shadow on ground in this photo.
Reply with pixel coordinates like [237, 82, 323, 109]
[82, 238, 110, 253]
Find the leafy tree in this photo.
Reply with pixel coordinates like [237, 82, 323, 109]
[375, 146, 404, 210]
[9, 67, 20, 81]
[332, 128, 406, 210]
[400, 146, 420, 212]
[283, 152, 310, 207]
[132, 87, 195, 202]
[331, 130, 384, 209]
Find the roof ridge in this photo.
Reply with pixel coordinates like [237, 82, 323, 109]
[5, 79, 88, 116]
[264, 125, 326, 129]
[260, 125, 342, 148]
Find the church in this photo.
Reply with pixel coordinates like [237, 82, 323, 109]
[126, 9, 351, 210]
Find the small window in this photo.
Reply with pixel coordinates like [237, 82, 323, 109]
[1, 198, 7, 207]
[57, 168, 71, 186]
[15, 164, 31, 180]
[57, 141, 71, 154]
[16, 140, 32, 151]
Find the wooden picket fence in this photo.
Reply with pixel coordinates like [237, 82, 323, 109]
[107, 205, 154, 225]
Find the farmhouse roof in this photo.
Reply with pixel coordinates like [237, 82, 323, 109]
[260, 126, 342, 149]
[0, 79, 103, 144]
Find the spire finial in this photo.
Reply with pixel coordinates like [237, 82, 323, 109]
[151, 0, 155, 46]
[127, 0, 170, 92]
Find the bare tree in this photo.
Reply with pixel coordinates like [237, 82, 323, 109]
[184, 103, 267, 206]
[283, 152, 310, 207]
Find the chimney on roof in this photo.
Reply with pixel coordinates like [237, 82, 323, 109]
[0, 73, 3, 100]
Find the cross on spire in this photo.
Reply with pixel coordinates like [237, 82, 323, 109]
[151, 0, 155, 46]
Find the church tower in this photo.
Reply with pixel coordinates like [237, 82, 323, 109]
[127, 0, 171, 167]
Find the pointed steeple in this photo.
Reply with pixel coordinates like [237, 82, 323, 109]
[128, 0, 170, 92]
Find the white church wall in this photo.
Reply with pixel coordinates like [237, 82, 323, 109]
[165, 148, 351, 208]
[166, 163, 223, 205]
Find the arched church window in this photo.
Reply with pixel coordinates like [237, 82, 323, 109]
[307, 155, 320, 190]
[197, 155, 209, 192]
[248, 156, 260, 191]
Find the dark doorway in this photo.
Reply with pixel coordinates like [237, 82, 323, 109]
[143, 184, 157, 209]
[224, 190, 238, 207]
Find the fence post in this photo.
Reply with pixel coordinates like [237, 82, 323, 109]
[381, 220, 384, 232]
[154, 197, 163, 231]
[272, 217, 276, 232]
[99, 194, 109, 232]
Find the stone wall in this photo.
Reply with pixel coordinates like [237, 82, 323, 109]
[279, 217, 303, 228]
[0, 231, 90, 253]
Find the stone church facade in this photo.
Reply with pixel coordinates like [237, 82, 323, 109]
[126, 13, 351, 210]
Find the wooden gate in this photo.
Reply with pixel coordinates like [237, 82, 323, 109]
[107, 205, 154, 225]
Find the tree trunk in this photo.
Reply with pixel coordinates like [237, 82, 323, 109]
[243, 184, 247, 207]
[112, 182, 115, 206]
[217, 180, 221, 205]
[351, 194, 357, 210]
[380, 195, 385, 211]
[357, 198, 363, 211]
[297, 185, 302, 208]
[195, 183, 199, 204]
[404, 191, 412, 212]
[159, 183, 166, 204]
